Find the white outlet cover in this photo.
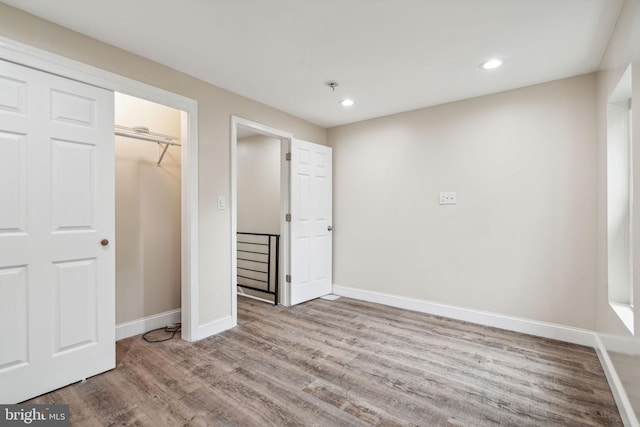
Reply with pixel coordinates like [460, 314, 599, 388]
[439, 192, 457, 205]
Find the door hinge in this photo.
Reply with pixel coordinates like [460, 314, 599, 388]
[285, 213, 291, 222]
[285, 152, 291, 161]
[286, 274, 291, 283]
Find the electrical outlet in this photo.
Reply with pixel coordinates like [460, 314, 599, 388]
[439, 192, 456, 205]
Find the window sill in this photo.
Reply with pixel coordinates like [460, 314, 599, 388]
[609, 302, 634, 335]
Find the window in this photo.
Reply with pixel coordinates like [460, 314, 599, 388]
[607, 64, 634, 334]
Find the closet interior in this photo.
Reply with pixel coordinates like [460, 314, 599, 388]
[114, 92, 182, 330]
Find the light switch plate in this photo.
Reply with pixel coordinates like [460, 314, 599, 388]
[439, 192, 456, 205]
[217, 196, 226, 210]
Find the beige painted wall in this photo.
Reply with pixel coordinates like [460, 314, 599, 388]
[237, 135, 281, 235]
[0, 4, 327, 326]
[329, 74, 598, 329]
[595, 0, 640, 418]
[115, 93, 182, 324]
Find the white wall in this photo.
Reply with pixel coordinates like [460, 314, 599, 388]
[237, 134, 281, 235]
[329, 73, 598, 329]
[114, 93, 182, 324]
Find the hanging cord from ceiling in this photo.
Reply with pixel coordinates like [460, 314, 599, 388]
[142, 323, 181, 343]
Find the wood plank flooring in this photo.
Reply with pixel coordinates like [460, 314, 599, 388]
[28, 297, 622, 426]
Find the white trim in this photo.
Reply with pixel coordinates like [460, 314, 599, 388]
[230, 118, 238, 329]
[0, 37, 195, 111]
[181, 109, 199, 342]
[0, 36, 200, 342]
[332, 285, 596, 347]
[280, 137, 291, 307]
[230, 116, 293, 326]
[599, 333, 640, 355]
[595, 335, 640, 427]
[115, 309, 182, 341]
[197, 316, 234, 340]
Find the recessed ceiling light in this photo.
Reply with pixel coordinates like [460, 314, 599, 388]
[480, 58, 503, 70]
[339, 98, 354, 107]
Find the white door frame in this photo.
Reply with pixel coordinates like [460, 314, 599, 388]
[0, 37, 201, 341]
[230, 116, 292, 325]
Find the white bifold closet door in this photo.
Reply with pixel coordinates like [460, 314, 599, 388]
[289, 138, 332, 305]
[0, 59, 115, 403]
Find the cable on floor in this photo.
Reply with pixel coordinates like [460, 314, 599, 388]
[142, 323, 181, 343]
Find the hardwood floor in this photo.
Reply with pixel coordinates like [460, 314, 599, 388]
[28, 297, 622, 426]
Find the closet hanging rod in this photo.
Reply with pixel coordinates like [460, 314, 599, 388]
[115, 124, 181, 165]
[114, 124, 182, 147]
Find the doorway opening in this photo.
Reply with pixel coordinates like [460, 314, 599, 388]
[114, 93, 186, 339]
[236, 128, 282, 305]
[231, 117, 292, 326]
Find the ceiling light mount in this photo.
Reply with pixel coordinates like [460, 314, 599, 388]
[325, 80, 339, 91]
[325, 80, 354, 107]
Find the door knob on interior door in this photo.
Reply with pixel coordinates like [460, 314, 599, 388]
[327, 226, 334, 232]
[100, 239, 109, 246]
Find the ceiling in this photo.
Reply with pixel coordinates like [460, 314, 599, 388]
[1, 0, 624, 128]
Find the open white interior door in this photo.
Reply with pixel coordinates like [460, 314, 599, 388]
[0, 59, 115, 403]
[289, 138, 332, 305]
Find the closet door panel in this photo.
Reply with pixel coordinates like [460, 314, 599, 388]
[51, 138, 97, 231]
[0, 131, 27, 233]
[0, 58, 115, 404]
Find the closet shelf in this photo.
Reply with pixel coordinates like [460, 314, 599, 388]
[115, 124, 182, 166]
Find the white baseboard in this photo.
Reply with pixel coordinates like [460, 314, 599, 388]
[117, 311, 234, 342]
[595, 335, 640, 427]
[197, 315, 234, 340]
[332, 285, 596, 347]
[116, 309, 182, 341]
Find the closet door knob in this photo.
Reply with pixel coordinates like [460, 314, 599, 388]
[100, 239, 109, 246]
